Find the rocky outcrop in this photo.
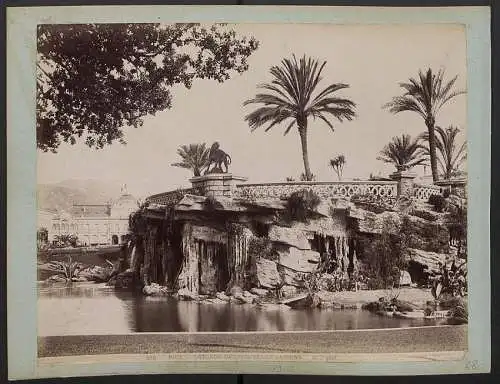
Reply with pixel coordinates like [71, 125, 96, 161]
[277, 248, 320, 273]
[351, 209, 401, 234]
[278, 265, 307, 288]
[255, 259, 281, 288]
[406, 248, 449, 274]
[268, 226, 311, 250]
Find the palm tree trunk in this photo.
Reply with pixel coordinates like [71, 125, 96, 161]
[426, 120, 439, 183]
[298, 123, 312, 181]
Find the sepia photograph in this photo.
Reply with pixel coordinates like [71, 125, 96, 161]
[6, 4, 491, 379]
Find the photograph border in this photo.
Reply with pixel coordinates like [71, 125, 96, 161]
[6, 4, 491, 379]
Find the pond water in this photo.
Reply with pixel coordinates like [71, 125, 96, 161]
[38, 283, 445, 336]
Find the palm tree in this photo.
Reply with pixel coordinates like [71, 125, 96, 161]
[384, 68, 465, 182]
[171, 143, 210, 177]
[377, 134, 427, 171]
[329, 154, 346, 181]
[243, 55, 356, 181]
[419, 125, 466, 180]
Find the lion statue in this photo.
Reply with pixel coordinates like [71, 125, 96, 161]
[204, 142, 232, 174]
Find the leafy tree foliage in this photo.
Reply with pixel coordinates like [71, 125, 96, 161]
[37, 23, 259, 152]
[329, 154, 346, 180]
[53, 234, 79, 248]
[244, 55, 356, 181]
[377, 134, 426, 171]
[419, 125, 466, 180]
[171, 143, 210, 176]
[284, 189, 321, 222]
[384, 68, 465, 182]
[359, 218, 408, 289]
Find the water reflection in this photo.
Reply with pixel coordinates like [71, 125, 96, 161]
[38, 284, 443, 336]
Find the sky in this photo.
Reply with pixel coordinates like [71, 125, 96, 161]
[37, 23, 467, 199]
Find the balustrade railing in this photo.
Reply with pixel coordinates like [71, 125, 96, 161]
[234, 181, 398, 200]
[146, 188, 201, 206]
[413, 183, 442, 201]
[146, 180, 446, 205]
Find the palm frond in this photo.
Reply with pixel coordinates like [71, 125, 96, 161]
[377, 134, 427, 171]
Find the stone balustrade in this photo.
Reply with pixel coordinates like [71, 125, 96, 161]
[234, 181, 398, 200]
[146, 176, 447, 206]
[413, 183, 442, 201]
[146, 188, 202, 206]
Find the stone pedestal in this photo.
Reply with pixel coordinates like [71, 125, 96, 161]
[390, 170, 417, 197]
[190, 174, 248, 198]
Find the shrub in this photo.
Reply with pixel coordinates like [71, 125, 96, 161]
[285, 189, 321, 222]
[45, 256, 81, 281]
[361, 218, 408, 289]
[428, 194, 446, 212]
[447, 298, 468, 324]
[248, 236, 276, 261]
[400, 215, 449, 253]
[53, 234, 79, 248]
[351, 193, 396, 214]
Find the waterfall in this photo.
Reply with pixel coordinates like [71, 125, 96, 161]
[127, 244, 137, 273]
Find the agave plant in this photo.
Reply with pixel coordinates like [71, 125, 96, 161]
[45, 256, 81, 281]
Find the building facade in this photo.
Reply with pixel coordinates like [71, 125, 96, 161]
[44, 191, 138, 246]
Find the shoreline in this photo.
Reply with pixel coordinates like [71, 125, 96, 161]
[38, 280, 436, 307]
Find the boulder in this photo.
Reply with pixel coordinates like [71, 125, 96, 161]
[250, 288, 269, 297]
[277, 248, 320, 273]
[256, 259, 281, 288]
[47, 275, 67, 283]
[282, 293, 321, 309]
[243, 290, 257, 299]
[178, 288, 198, 301]
[143, 283, 168, 296]
[113, 270, 136, 289]
[268, 226, 311, 250]
[230, 293, 254, 304]
[216, 292, 231, 302]
[280, 285, 298, 298]
[278, 265, 308, 288]
[228, 285, 243, 297]
[79, 266, 112, 283]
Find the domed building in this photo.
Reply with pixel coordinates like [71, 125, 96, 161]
[47, 185, 138, 246]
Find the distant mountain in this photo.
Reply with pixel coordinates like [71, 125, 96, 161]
[37, 179, 124, 213]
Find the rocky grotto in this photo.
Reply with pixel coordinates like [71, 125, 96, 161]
[108, 174, 467, 312]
